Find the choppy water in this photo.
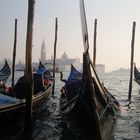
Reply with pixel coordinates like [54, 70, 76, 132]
[1, 70, 140, 140]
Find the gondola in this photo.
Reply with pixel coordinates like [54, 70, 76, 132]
[59, 0, 120, 140]
[0, 59, 11, 84]
[39, 60, 59, 73]
[134, 63, 140, 85]
[38, 59, 45, 69]
[0, 63, 54, 125]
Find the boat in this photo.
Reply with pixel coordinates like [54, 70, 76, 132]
[38, 59, 45, 69]
[0, 63, 54, 126]
[38, 60, 53, 79]
[39, 60, 59, 73]
[134, 63, 140, 85]
[59, 0, 120, 139]
[0, 59, 11, 84]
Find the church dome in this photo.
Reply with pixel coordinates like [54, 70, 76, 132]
[61, 52, 68, 59]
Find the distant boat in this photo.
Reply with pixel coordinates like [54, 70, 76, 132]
[59, 0, 120, 139]
[0, 59, 11, 84]
[134, 63, 140, 85]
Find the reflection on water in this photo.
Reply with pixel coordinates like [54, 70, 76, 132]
[1, 70, 140, 140]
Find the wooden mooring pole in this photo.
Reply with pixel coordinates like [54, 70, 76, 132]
[24, 0, 35, 134]
[52, 18, 58, 95]
[128, 21, 136, 101]
[93, 19, 97, 67]
[11, 19, 17, 87]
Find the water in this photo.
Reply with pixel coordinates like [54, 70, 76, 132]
[1, 70, 140, 140]
[98, 70, 140, 140]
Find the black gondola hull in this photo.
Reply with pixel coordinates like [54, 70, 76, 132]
[0, 59, 11, 83]
[60, 90, 118, 140]
[0, 84, 52, 126]
[134, 64, 140, 85]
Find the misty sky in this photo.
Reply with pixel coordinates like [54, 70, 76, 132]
[0, 0, 140, 72]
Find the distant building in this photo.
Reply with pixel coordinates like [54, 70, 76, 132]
[95, 64, 105, 73]
[16, 60, 25, 71]
[46, 52, 82, 72]
[16, 60, 39, 72]
[39, 41, 105, 72]
[40, 40, 46, 64]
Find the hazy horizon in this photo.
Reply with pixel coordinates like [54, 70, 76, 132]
[0, 0, 140, 72]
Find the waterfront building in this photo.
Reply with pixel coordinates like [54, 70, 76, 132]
[95, 64, 105, 73]
[46, 52, 82, 72]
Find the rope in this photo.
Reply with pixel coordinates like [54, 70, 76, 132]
[99, 102, 110, 119]
[99, 94, 120, 119]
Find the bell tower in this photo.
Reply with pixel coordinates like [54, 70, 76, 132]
[41, 40, 46, 64]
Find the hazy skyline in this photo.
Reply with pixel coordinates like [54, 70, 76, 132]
[0, 0, 140, 72]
